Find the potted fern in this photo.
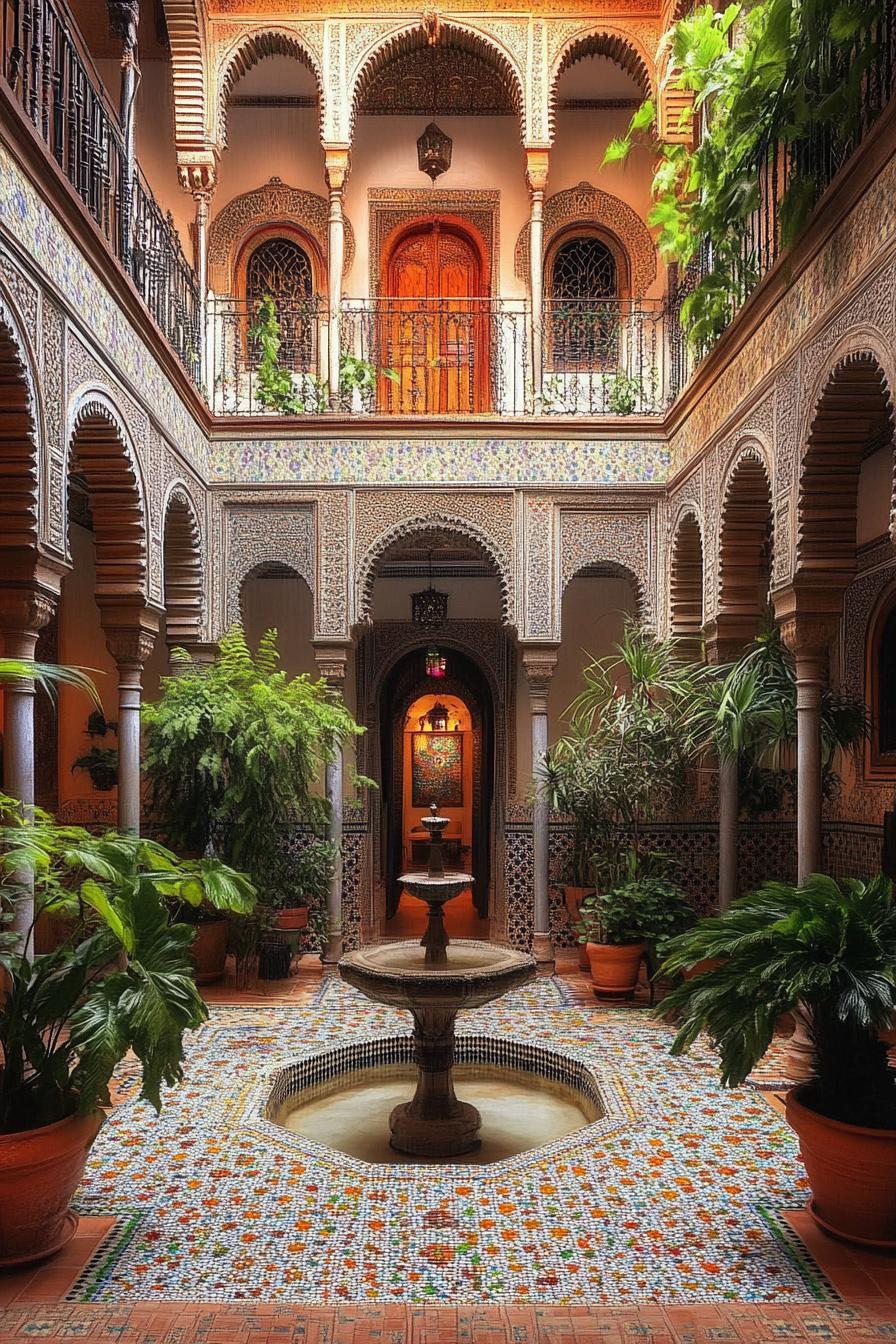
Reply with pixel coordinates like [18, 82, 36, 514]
[0, 804, 255, 1265]
[659, 874, 896, 1246]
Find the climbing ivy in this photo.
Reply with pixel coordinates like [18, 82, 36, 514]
[607, 0, 887, 349]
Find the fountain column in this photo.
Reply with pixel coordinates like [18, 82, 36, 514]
[315, 643, 351, 968]
[523, 647, 558, 973]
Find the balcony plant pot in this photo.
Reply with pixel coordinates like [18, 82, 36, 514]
[189, 917, 228, 984]
[785, 1086, 896, 1247]
[563, 887, 595, 969]
[0, 1109, 104, 1267]
[586, 940, 646, 999]
[275, 905, 309, 932]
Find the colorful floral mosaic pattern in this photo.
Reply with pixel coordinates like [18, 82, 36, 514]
[72, 994, 826, 1306]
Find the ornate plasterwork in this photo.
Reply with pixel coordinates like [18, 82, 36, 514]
[0, 273, 44, 556]
[368, 189, 500, 296]
[358, 43, 514, 115]
[223, 504, 315, 628]
[208, 179, 355, 291]
[545, 24, 658, 141]
[523, 495, 555, 640]
[559, 507, 654, 628]
[514, 183, 657, 296]
[353, 492, 516, 627]
[213, 24, 327, 147]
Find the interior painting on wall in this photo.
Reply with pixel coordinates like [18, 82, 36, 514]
[412, 732, 464, 807]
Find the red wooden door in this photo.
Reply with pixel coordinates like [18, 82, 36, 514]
[381, 222, 489, 414]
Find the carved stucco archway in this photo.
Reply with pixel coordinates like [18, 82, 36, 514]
[162, 483, 204, 645]
[348, 20, 527, 143]
[514, 183, 657, 297]
[355, 513, 515, 629]
[215, 28, 326, 150]
[559, 508, 655, 630]
[547, 28, 656, 143]
[0, 281, 44, 563]
[66, 388, 150, 602]
[222, 504, 315, 631]
[207, 180, 355, 292]
[715, 444, 774, 643]
[669, 506, 704, 655]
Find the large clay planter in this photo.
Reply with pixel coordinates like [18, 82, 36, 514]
[275, 906, 309, 932]
[563, 887, 595, 969]
[681, 957, 724, 982]
[0, 1110, 103, 1266]
[189, 919, 228, 984]
[586, 941, 646, 999]
[786, 1085, 896, 1247]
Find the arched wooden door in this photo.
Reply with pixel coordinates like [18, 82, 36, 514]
[380, 220, 490, 414]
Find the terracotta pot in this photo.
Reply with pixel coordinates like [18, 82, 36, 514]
[0, 1109, 103, 1266]
[786, 1085, 896, 1247]
[189, 919, 228, 984]
[586, 941, 646, 999]
[34, 912, 79, 955]
[563, 887, 595, 969]
[275, 906, 309, 932]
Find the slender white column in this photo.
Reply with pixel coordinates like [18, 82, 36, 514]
[315, 645, 350, 967]
[525, 150, 549, 408]
[523, 648, 558, 972]
[0, 584, 58, 952]
[717, 754, 738, 910]
[104, 623, 157, 835]
[325, 149, 350, 411]
[793, 651, 826, 884]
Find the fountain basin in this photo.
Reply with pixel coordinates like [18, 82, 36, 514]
[339, 939, 535, 1011]
[266, 1035, 605, 1166]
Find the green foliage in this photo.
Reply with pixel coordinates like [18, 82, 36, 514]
[606, 373, 641, 415]
[578, 873, 694, 953]
[72, 746, 118, 792]
[0, 799, 253, 1133]
[248, 296, 397, 414]
[0, 660, 100, 708]
[658, 874, 896, 1128]
[608, 0, 887, 348]
[540, 622, 715, 886]
[142, 628, 366, 904]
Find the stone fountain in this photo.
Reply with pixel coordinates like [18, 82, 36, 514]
[339, 805, 536, 1156]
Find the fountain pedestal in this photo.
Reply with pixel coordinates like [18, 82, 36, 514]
[339, 805, 536, 1157]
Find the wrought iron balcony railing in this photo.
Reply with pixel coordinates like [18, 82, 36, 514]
[209, 294, 676, 417]
[2, 0, 201, 382]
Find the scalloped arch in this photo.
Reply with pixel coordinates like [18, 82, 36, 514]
[0, 281, 43, 558]
[163, 484, 204, 645]
[717, 446, 773, 633]
[514, 182, 657, 296]
[355, 514, 514, 628]
[161, 1, 210, 157]
[669, 507, 704, 652]
[216, 28, 325, 151]
[207, 180, 355, 291]
[349, 21, 526, 143]
[548, 27, 655, 143]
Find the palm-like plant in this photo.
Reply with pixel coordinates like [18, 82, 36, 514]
[658, 874, 896, 1129]
[0, 660, 99, 703]
[0, 801, 255, 1134]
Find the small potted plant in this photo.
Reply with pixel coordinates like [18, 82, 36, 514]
[72, 745, 119, 792]
[658, 874, 896, 1246]
[270, 838, 337, 932]
[0, 804, 255, 1265]
[577, 859, 694, 999]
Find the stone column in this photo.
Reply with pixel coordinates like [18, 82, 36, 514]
[522, 647, 558, 973]
[315, 643, 351, 968]
[178, 158, 217, 392]
[103, 615, 158, 834]
[325, 147, 350, 411]
[704, 627, 747, 912]
[525, 149, 550, 406]
[0, 579, 60, 950]
[779, 617, 835, 885]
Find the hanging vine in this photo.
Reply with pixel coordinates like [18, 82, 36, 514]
[607, 0, 888, 349]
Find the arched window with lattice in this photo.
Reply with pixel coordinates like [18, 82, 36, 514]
[546, 231, 624, 370]
[244, 235, 318, 372]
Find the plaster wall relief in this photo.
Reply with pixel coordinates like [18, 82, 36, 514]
[220, 501, 316, 632]
[558, 503, 656, 628]
[522, 495, 556, 640]
[0, 155, 208, 472]
[207, 181, 356, 292]
[352, 490, 517, 628]
[316, 490, 351, 637]
[513, 183, 658, 295]
[41, 298, 66, 556]
[664, 460, 704, 635]
[668, 150, 896, 478]
[0, 270, 47, 555]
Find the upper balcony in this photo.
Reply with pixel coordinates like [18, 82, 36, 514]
[1, 0, 894, 429]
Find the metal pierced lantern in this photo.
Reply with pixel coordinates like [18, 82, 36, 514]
[426, 702, 450, 731]
[417, 122, 452, 182]
[412, 585, 449, 628]
[425, 647, 447, 678]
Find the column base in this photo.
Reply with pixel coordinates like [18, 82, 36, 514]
[532, 932, 555, 975]
[321, 932, 344, 972]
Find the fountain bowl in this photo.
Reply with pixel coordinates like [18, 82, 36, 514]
[338, 938, 535, 1012]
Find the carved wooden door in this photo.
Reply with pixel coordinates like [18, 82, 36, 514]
[382, 223, 489, 414]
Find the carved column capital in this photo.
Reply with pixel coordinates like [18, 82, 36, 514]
[314, 643, 350, 689]
[0, 579, 60, 659]
[177, 150, 219, 199]
[777, 615, 838, 662]
[324, 146, 351, 194]
[521, 646, 558, 714]
[107, 0, 139, 48]
[702, 620, 751, 667]
[100, 606, 160, 672]
[525, 147, 550, 196]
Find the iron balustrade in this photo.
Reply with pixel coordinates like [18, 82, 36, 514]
[669, 4, 896, 382]
[207, 293, 326, 416]
[2, 0, 201, 383]
[341, 296, 530, 416]
[540, 298, 669, 415]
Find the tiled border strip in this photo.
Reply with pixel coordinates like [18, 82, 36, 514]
[64, 1214, 145, 1304]
[758, 1206, 842, 1303]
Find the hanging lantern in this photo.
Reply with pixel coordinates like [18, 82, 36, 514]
[426, 702, 450, 731]
[412, 585, 449, 628]
[425, 647, 447, 678]
[417, 122, 452, 182]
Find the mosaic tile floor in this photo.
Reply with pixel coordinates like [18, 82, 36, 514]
[62, 978, 833, 1308]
